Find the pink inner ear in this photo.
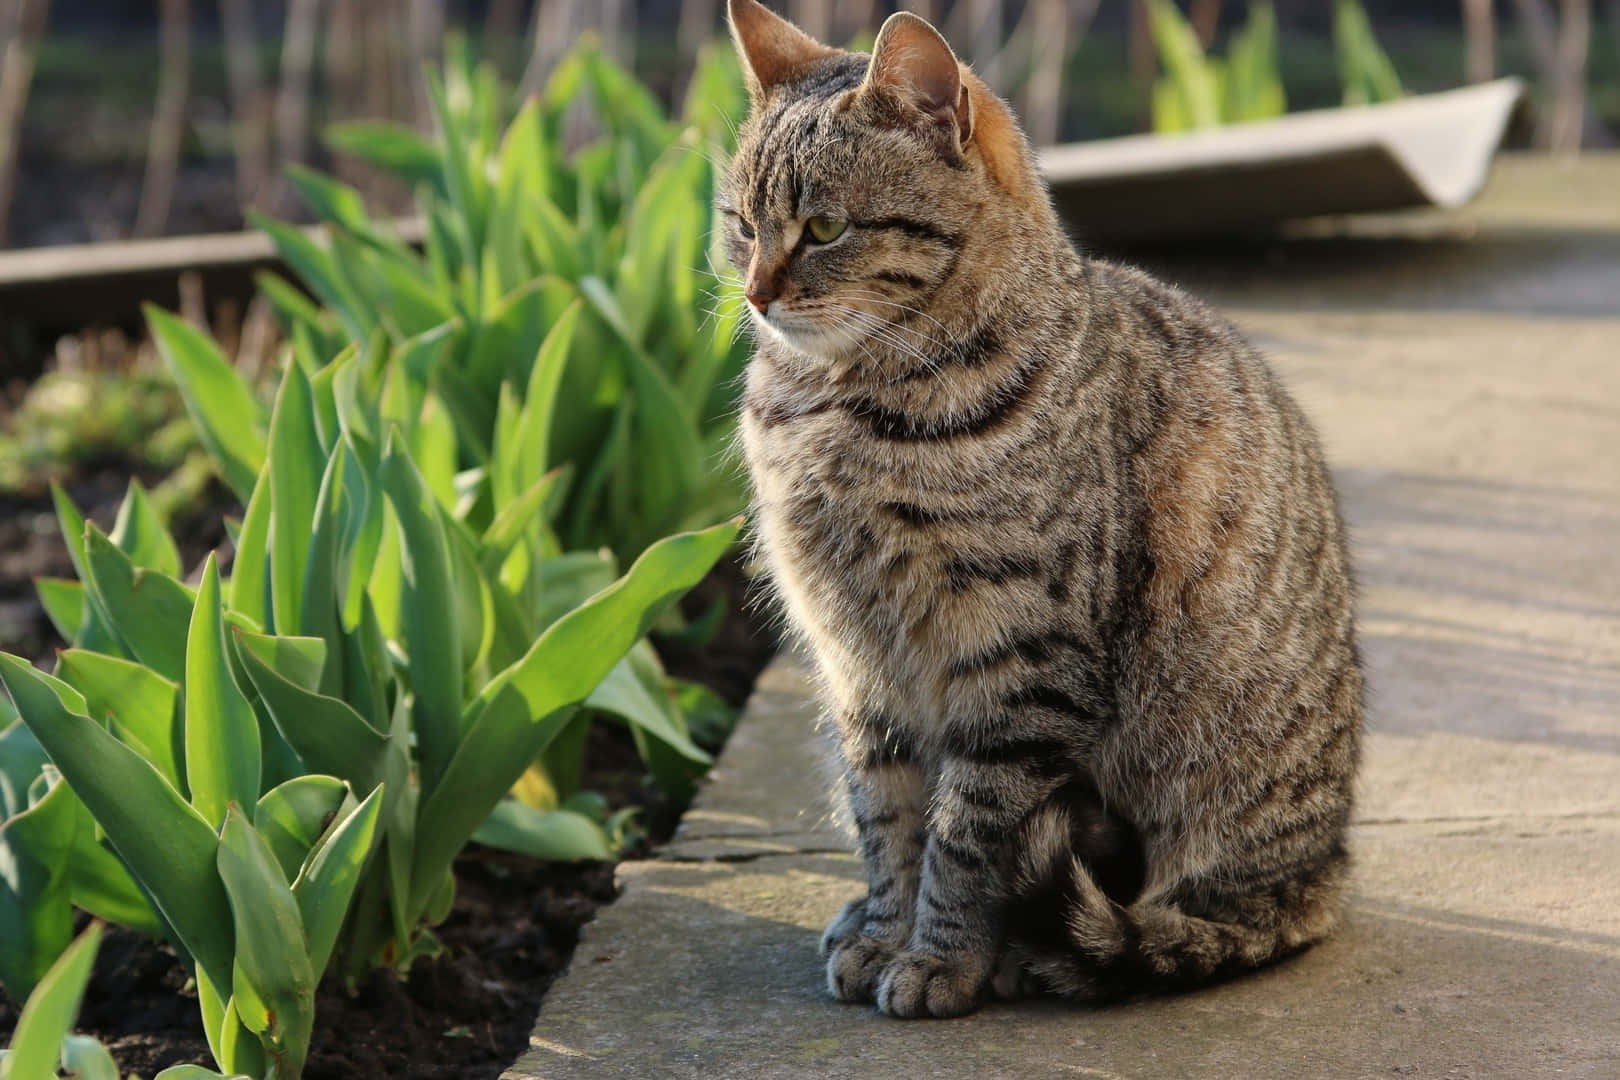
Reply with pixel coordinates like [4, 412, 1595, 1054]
[730, 0, 838, 96]
[867, 15, 961, 123]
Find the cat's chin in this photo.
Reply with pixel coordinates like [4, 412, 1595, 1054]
[752, 310, 852, 362]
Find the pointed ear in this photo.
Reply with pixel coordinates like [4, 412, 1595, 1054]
[728, 0, 839, 99]
[862, 12, 973, 145]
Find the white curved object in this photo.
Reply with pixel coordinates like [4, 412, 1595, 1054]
[1040, 78, 1527, 238]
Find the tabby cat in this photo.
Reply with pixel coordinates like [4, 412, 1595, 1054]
[721, 1, 1362, 1019]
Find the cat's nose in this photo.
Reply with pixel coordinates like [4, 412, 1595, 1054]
[745, 264, 782, 314]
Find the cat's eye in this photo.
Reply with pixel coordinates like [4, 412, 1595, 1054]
[736, 217, 756, 240]
[805, 216, 847, 244]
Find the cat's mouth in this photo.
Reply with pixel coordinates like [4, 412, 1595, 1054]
[749, 306, 857, 359]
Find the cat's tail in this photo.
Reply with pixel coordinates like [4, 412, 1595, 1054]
[1007, 808, 1349, 1001]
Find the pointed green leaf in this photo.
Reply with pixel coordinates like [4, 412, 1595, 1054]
[230, 470, 272, 631]
[145, 305, 268, 502]
[0, 656, 234, 995]
[216, 806, 315, 1078]
[56, 649, 182, 789]
[380, 441, 462, 797]
[293, 783, 384, 975]
[254, 775, 348, 883]
[325, 122, 444, 193]
[1, 922, 101, 1080]
[232, 631, 326, 693]
[185, 555, 262, 828]
[409, 518, 739, 916]
[33, 579, 85, 645]
[234, 630, 387, 786]
[471, 801, 615, 862]
[109, 480, 183, 578]
[267, 360, 325, 637]
[84, 525, 194, 682]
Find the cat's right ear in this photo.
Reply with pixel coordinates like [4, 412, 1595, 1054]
[728, 0, 838, 100]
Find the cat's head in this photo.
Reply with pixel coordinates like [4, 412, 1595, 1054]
[719, 0, 1049, 365]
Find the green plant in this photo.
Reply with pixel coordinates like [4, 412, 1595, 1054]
[1150, 1, 1286, 133]
[1, 923, 247, 1079]
[159, 40, 751, 827]
[4, 312, 737, 1074]
[1335, 0, 1404, 106]
[252, 37, 749, 562]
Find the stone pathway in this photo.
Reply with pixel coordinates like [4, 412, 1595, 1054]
[505, 158, 1620, 1080]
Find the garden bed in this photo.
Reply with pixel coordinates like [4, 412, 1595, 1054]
[0, 537, 778, 1076]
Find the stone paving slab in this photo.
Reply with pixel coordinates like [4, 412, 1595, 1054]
[508, 177, 1620, 1079]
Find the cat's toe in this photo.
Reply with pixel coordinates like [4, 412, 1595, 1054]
[826, 935, 895, 1004]
[819, 897, 869, 957]
[990, 948, 1040, 1001]
[875, 951, 986, 1019]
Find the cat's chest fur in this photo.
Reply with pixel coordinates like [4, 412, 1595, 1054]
[740, 349, 1086, 719]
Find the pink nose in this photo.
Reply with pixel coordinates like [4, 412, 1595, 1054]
[745, 271, 780, 313]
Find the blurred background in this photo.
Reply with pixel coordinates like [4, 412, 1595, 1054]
[0, 0, 1615, 250]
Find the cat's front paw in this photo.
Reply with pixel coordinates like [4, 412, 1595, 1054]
[819, 896, 869, 957]
[875, 950, 987, 1019]
[825, 934, 897, 1004]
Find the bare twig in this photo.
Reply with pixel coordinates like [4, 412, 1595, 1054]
[275, 0, 321, 171]
[791, 0, 831, 43]
[408, 0, 445, 126]
[522, 0, 586, 99]
[1510, 0, 1603, 150]
[600, 0, 634, 65]
[1190, 0, 1221, 47]
[1024, 0, 1101, 147]
[677, 0, 722, 63]
[220, 0, 273, 211]
[1129, 0, 1156, 129]
[134, 0, 188, 238]
[1464, 0, 1497, 82]
[0, 0, 51, 247]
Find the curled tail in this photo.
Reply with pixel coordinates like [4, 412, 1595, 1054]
[1006, 799, 1349, 1002]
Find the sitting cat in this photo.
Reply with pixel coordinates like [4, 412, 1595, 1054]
[722, 0, 1362, 1019]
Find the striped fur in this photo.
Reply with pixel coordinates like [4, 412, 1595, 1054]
[724, 2, 1362, 1019]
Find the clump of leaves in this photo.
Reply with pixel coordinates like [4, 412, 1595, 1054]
[1150, 0, 1286, 133]
[256, 36, 750, 562]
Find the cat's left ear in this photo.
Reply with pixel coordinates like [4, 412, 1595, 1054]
[861, 12, 973, 152]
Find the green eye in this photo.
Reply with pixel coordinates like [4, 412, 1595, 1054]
[805, 216, 847, 244]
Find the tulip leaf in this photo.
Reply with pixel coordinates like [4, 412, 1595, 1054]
[185, 555, 262, 829]
[146, 305, 268, 502]
[0, 656, 234, 996]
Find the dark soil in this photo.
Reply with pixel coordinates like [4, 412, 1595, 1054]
[0, 853, 620, 1080]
